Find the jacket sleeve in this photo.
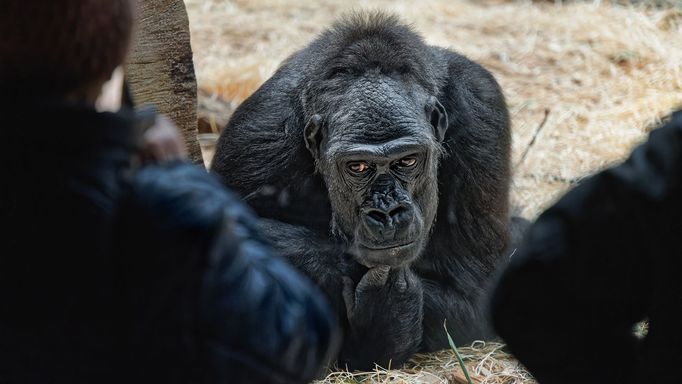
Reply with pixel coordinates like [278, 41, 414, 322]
[116, 162, 340, 384]
[489, 111, 682, 384]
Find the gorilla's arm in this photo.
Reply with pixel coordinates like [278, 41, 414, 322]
[258, 219, 347, 305]
[259, 219, 424, 370]
[415, 49, 514, 351]
[340, 266, 424, 371]
[418, 273, 495, 350]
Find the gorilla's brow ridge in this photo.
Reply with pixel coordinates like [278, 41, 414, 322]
[326, 138, 434, 162]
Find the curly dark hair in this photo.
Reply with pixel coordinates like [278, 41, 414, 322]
[0, 0, 135, 96]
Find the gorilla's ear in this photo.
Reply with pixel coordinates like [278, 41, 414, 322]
[304, 114, 323, 159]
[427, 96, 449, 142]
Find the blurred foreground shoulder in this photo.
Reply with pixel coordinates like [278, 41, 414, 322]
[117, 161, 340, 384]
[490, 110, 682, 384]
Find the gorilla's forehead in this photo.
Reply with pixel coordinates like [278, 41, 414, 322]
[328, 114, 431, 142]
[326, 96, 432, 142]
[326, 72, 430, 122]
[321, 73, 438, 159]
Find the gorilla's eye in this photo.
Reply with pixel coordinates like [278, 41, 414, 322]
[398, 157, 417, 168]
[348, 161, 369, 174]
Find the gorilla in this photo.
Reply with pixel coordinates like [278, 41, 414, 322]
[212, 12, 523, 370]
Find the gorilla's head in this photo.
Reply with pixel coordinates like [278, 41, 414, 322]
[304, 68, 448, 268]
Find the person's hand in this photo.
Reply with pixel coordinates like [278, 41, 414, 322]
[96, 67, 125, 112]
[141, 114, 188, 163]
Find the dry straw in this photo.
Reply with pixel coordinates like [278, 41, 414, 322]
[185, 0, 682, 382]
[313, 341, 536, 384]
[186, 0, 682, 218]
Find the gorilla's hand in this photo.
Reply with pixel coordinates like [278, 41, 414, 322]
[342, 266, 390, 319]
[340, 266, 424, 370]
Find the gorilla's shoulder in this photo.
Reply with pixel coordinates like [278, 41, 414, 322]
[432, 47, 505, 102]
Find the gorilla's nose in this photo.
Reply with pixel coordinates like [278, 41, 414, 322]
[361, 204, 414, 242]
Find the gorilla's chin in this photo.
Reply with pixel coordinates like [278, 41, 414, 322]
[353, 240, 423, 268]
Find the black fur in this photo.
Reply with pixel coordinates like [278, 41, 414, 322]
[212, 12, 518, 370]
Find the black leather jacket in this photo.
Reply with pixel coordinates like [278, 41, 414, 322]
[491, 111, 682, 384]
[0, 101, 339, 383]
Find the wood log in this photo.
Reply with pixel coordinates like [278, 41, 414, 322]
[126, 0, 202, 164]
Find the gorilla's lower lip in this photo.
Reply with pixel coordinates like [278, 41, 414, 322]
[360, 241, 415, 251]
[355, 241, 420, 268]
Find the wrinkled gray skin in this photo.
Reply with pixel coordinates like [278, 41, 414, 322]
[310, 76, 445, 269]
[212, 12, 526, 371]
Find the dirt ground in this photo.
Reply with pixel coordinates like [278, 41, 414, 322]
[184, 1, 682, 382]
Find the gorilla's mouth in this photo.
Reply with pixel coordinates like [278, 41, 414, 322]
[360, 241, 415, 251]
[354, 240, 421, 268]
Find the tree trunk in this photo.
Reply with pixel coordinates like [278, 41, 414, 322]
[126, 0, 202, 164]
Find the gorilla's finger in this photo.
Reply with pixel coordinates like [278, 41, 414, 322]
[357, 265, 390, 291]
[394, 268, 409, 293]
[342, 276, 356, 319]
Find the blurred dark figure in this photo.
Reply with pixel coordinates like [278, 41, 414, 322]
[0, 1, 338, 383]
[491, 110, 682, 384]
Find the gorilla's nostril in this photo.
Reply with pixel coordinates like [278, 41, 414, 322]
[367, 210, 388, 224]
[389, 205, 408, 219]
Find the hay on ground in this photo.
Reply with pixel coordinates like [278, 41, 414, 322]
[186, 0, 682, 218]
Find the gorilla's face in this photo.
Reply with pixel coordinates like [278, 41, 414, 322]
[304, 75, 448, 267]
